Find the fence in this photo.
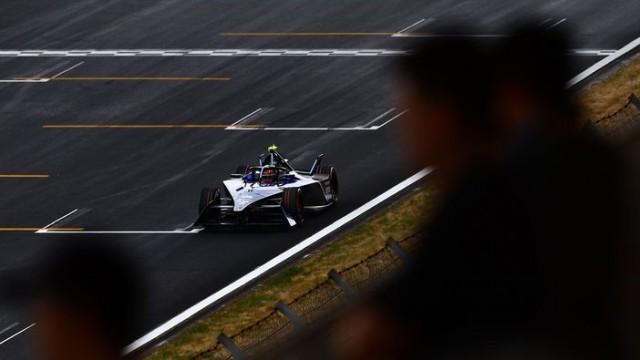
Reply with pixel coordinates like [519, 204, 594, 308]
[593, 93, 640, 140]
[192, 234, 421, 360]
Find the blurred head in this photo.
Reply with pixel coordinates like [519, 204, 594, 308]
[395, 33, 497, 180]
[491, 24, 578, 138]
[29, 240, 142, 360]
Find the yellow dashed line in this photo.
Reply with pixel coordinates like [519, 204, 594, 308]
[0, 174, 49, 179]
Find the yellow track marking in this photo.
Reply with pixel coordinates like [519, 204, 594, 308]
[42, 124, 264, 129]
[0, 174, 49, 179]
[14, 76, 231, 81]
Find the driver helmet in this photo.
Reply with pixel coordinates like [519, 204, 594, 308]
[261, 167, 277, 185]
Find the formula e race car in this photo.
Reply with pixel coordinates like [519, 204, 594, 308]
[194, 145, 338, 227]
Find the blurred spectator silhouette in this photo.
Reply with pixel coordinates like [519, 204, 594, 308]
[3, 239, 143, 360]
[274, 23, 627, 360]
[366, 24, 625, 359]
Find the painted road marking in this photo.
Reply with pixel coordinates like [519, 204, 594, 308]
[0, 48, 618, 60]
[42, 124, 263, 129]
[41, 208, 79, 230]
[221, 32, 396, 36]
[0, 49, 408, 57]
[371, 110, 407, 130]
[0, 323, 35, 346]
[0, 227, 83, 232]
[223, 32, 507, 38]
[37, 228, 203, 235]
[361, 108, 397, 127]
[0, 78, 48, 83]
[547, 17, 567, 29]
[122, 168, 432, 354]
[0, 174, 49, 179]
[226, 108, 266, 129]
[568, 36, 640, 88]
[51, 61, 84, 79]
[37, 208, 92, 233]
[14, 76, 231, 81]
[570, 49, 617, 56]
[392, 18, 439, 38]
[394, 18, 429, 35]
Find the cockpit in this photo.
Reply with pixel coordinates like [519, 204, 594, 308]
[242, 165, 297, 186]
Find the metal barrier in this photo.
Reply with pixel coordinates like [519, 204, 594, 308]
[193, 234, 420, 360]
[593, 93, 640, 140]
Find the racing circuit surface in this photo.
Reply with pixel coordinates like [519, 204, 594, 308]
[1, 0, 640, 358]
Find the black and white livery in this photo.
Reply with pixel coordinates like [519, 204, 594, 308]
[194, 145, 338, 227]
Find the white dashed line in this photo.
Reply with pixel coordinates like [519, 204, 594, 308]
[570, 49, 617, 56]
[0, 49, 409, 57]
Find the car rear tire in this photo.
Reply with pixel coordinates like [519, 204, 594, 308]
[328, 167, 339, 203]
[319, 165, 339, 203]
[199, 187, 221, 215]
[282, 188, 304, 225]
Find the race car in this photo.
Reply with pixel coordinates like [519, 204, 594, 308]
[194, 145, 338, 227]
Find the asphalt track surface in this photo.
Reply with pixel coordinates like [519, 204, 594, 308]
[0, 1, 639, 358]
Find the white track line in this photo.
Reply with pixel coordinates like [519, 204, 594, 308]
[567, 36, 640, 88]
[37, 229, 204, 235]
[392, 18, 429, 37]
[38, 208, 78, 231]
[50, 61, 84, 79]
[371, 110, 407, 130]
[570, 49, 617, 56]
[547, 17, 567, 29]
[361, 108, 396, 127]
[0, 323, 35, 346]
[0, 49, 409, 57]
[226, 108, 263, 129]
[123, 168, 432, 354]
[393, 33, 506, 38]
[0, 79, 48, 83]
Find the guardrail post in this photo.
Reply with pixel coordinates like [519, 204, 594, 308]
[217, 332, 247, 360]
[386, 237, 410, 264]
[328, 269, 356, 298]
[276, 300, 305, 331]
[630, 93, 640, 110]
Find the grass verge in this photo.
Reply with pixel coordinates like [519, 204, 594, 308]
[580, 54, 640, 122]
